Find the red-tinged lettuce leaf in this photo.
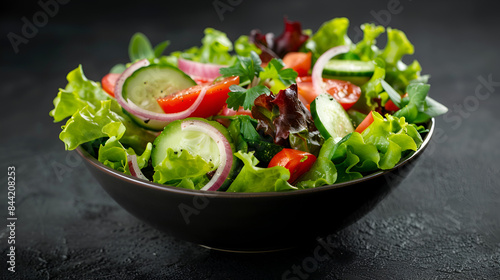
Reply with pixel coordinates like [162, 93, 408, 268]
[273, 18, 309, 58]
[250, 18, 309, 62]
[251, 84, 323, 155]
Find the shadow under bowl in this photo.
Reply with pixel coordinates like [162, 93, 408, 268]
[76, 118, 435, 252]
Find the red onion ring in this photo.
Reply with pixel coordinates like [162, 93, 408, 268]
[127, 154, 148, 180]
[178, 57, 224, 81]
[312, 45, 350, 95]
[114, 59, 208, 126]
[180, 119, 233, 191]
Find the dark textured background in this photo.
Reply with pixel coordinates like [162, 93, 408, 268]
[1, 0, 499, 279]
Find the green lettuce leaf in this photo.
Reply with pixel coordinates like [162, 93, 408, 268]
[177, 28, 235, 65]
[98, 137, 153, 175]
[59, 99, 155, 153]
[296, 137, 338, 189]
[393, 82, 448, 123]
[355, 58, 386, 112]
[352, 23, 385, 61]
[168, 176, 210, 190]
[52, 66, 155, 153]
[226, 151, 296, 192]
[385, 60, 422, 93]
[378, 28, 421, 93]
[331, 112, 422, 183]
[379, 28, 414, 66]
[153, 148, 214, 185]
[234, 35, 262, 57]
[199, 28, 234, 64]
[50, 65, 109, 122]
[305, 17, 352, 61]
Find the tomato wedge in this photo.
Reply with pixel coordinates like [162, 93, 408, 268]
[157, 76, 239, 118]
[283, 52, 312, 77]
[384, 93, 408, 112]
[296, 76, 361, 110]
[355, 111, 374, 133]
[101, 73, 121, 97]
[268, 148, 317, 184]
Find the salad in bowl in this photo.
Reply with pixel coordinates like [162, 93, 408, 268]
[50, 17, 447, 193]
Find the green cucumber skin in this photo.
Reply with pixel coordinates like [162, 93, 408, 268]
[311, 94, 354, 140]
[151, 118, 238, 189]
[121, 64, 196, 131]
[122, 109, 168, 131]
[123, 64, 195, 113]
[322, 60, 375, 77]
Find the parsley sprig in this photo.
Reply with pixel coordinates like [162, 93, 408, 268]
[220, 51, 298, 111]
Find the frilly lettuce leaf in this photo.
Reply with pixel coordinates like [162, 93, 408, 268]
[226, 151, 296, 192]
[234, 35, 262, 57]
[170, 176, 210, 190]
[379, 28, 414, 66]
[352, 23, 385, 61]
[331, 112, 422, 183]
[50, 65, 109, 122]
[251, 84, 323, 155]
[58, 99, 155, 153]
[250, 18, 309, 61]
[378, 28, 422, 93]
[199, 28, 234, 64]
[305, 17, 352, 61]
[385, 60, 423, 93]
[98, 137, 153, 175]
[176, 28, 235, 65]
[361, 112, 421, 168]
[153, 148, 214, 185]
[354, 58, 386, 112]
[51, 66, 155, 153]
[160, 31, 259, 68]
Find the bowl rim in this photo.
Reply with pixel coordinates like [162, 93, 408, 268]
[76, 118, 435, 198]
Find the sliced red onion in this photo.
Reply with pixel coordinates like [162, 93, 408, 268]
[178, 57, 224, 81]
[127, 154, 148, 180]
[312, 45, 350, 95]
[114, 59, 208, 126]
[180, 119, 233, 191]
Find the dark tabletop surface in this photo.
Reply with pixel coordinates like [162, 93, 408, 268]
[1, 0, 499, 279]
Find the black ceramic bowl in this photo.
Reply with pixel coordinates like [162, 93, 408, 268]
[77, 119, 434, 252]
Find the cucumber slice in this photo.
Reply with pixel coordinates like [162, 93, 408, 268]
[322, 59, 375, 77]
[311, 94, 354, 140]
[152, 118, 235, 167]
[122, 64, 196, 130]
